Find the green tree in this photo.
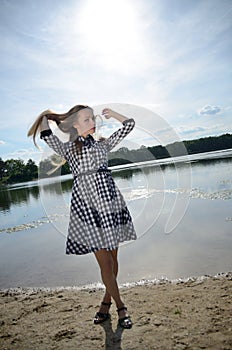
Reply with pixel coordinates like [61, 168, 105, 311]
[24, 159, 38, 180]
[61, 161, 70, 175]
[5, 159, 25, 183]
[0, 158, 6, 181]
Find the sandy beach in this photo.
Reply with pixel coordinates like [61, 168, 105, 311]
[0, 273, 231, 350]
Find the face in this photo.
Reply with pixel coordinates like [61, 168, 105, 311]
[73, 108, 96, 137]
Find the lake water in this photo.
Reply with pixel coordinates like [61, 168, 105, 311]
[0, 149, 232, 289]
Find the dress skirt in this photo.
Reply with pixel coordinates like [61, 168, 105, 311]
[66, 169, 136, 255]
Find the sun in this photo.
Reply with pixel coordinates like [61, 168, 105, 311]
[75, 0, 148, 73]
[78, 0, 137, 50]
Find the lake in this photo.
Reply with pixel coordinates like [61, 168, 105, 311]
[0, 149, 231, 290]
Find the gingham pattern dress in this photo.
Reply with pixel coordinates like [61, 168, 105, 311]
[40, 118, 137, 255]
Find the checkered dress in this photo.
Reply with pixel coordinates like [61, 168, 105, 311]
[40, 118, 137, 255]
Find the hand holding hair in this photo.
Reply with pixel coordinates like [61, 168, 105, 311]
[102, 108, 129, 123]
[102, 108, 113, 119]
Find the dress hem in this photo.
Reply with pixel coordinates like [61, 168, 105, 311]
[65, 238, 137, 255]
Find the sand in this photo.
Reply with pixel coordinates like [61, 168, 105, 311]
[0, 273, 231, 350]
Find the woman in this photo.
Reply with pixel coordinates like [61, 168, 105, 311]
[28, 105, 137, 329]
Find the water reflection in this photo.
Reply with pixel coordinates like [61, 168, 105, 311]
[0, 185, 39, 212]
[41, 179, 73, 195]
[112, 167, 141, 179]
[0, 168, 148, 212]
[1, 156, 231, 213]
[190, 157, 232, 168]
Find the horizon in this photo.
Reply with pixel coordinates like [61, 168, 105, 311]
[1, 131, 231, 165]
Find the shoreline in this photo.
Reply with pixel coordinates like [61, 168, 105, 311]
[1, 271, 231, 295]
[1, 272, 231, 349]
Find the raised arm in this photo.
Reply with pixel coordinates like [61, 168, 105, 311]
[40, 116, 69, 158]
[102, 109, 135, 152]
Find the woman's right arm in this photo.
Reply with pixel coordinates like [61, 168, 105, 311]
[40, 116, 50, 132]
[40, 116, 69, 158]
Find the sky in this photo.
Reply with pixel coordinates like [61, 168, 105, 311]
[0, 0, 231, 163]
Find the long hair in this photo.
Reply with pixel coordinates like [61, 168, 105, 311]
[27, 104, 92, 148]
[27, 104, 93, 174]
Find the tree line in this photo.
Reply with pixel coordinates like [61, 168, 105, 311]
[0, 155, 70, 185]
[108, 133, 232, 166]
[0, 133, 231, 185]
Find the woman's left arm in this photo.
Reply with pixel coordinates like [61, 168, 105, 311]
[102, 109, 135, 152]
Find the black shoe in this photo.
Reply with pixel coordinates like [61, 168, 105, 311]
[93, 302, 112, 324]
[117, 306, 133, 329]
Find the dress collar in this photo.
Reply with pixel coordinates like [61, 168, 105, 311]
[78, 134, 95, 146]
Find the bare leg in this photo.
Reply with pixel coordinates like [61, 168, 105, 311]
[94, 248, 132, 328]
[94, 249, 124, 309]
[102, 249, 119, 304]
[94, 249, 131, 321]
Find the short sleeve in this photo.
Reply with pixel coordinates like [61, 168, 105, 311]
[40, 130, 69, 158]
[104, 118, 135, 152]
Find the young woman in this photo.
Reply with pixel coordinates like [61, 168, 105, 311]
[28, 105, 137, 329]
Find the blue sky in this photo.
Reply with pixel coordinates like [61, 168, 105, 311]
[0, 0, 231, 163]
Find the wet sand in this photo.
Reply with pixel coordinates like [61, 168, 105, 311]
[0, 273, 231, 350]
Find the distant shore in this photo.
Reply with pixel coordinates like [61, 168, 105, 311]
[1, 134, 231, 186]
[1, 273, 231, 349]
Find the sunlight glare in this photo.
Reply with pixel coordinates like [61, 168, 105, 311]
[76, 0, 149, 73]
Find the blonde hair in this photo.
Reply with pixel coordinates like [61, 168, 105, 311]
[27, 104, 92, 148]
[27, 104, 93, 174]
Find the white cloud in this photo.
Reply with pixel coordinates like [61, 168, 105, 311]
[0, 140, 6, 145]
[198, 105, 222, 116]
[3, 148, 42, 164]
[177, 125, 208, 135]
[176, 122, 230, 140]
